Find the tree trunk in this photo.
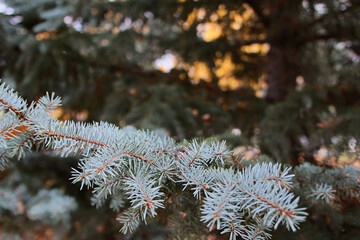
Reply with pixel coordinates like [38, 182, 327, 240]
[265, 44, 300, 102]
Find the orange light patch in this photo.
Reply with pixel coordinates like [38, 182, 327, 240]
[215, 53, 243, 90]
[241, 43, 270, 55]
[5, 125, 29, 140]
[51, 107, 63, 119]
[188, 61, 212, 84]
[35, 32, 50, 41]
[197, 22, 222, 42]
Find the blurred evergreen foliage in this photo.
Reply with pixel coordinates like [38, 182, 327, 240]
[0, 0, 360, 239]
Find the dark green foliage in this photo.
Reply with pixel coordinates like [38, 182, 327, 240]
[1, 0, 360, 239]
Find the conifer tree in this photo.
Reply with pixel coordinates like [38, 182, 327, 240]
[1, 81, 360, 239]
[0, 81, 310, 239]
[1, 0, 360, 239]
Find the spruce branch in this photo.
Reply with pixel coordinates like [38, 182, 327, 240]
[220, 212, 246, 240]
[236, 164, 307, 231]
[0, 82, 28, 118]
[109, 192, 125, 212]
[0, 111, 21, 138]
[123, 164, 164, 220]
[200, 181, 238, 231]
[179, 166, 213, 199]
[241, 220, 272, 240]
[117, 209, 141, 234]
[26, 189, 78, 224]
[294, 163, 360, 204]
[0, 81, 309, 238]
[309, 183, 336, 204]
[0, 189, 24, 215]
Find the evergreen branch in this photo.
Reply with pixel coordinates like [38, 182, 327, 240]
[92, 174, 124, 199]
[8, 132, 35, 160]
[242, 220, 272, 240]
[0, 189, 24, 215]
[26, 189, 78, 224]
[0, 150, 7, 161]
[0, 99, 26, 119]
[37, 92, 62, 114]
[109, 192, 125, 212]
[220, 213, 246, 240]
[125, 151, 156, 166]
[308, 183, 335, 204]
[103, 179, 121, 190]
[303, 4, 360, 28]
[295, 163, 360, 204]
[178, 140, 230, 168]
[0, 112, 21, 137]
[188, 147, 201, 167]
[28, 114, 117, 156]
[236, 164, 307, 231]
[117, 209, 141, 234]
[0, 82, 309, 238]
[201, 182, 237, 231]
[0, 82, 28, 118]
[43, 130, 110, 148]
[238, 184, 306, 232]
[251, 163, 294, 189]
[95, 153, 125, 174]
[123, 166, 164, 220]
[239, 186, 295, 218]
[179, 167, 213, 199]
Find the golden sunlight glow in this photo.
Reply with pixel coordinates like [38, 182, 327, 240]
[183, 8, 206, 30]
[197, 22, 222, 42]
[51, 107, 64, 119]
[242, 3, 255, 21]
[215, 53, 241, 90]
[230, 11, 243, 30]
[215, 53, 236, 78]
[216, 4, 228, 18]
[188, 61, 212, 84]
[218, 76, 241, 90]
[184, 10, 196, 28]
[241, 43, 270, 55]
[177, 3, 269, 93]
[182, 3, 257, 42]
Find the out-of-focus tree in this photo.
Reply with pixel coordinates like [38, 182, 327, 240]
[1, 1, 360, 239]
[1, 0, 358, 138]
[244, 0, 360, 101]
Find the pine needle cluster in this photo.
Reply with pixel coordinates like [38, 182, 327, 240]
[2, 80, 360, 239]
